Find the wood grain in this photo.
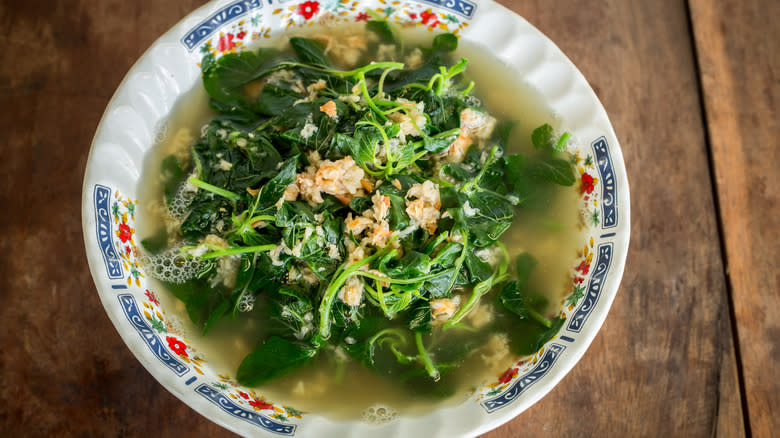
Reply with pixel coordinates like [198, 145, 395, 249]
[689, 0, 780, 436]
[484, 1, 743, 435]
[0, 0, 754, 436]
[0, 1, 230, 436]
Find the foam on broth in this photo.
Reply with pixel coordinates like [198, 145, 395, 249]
[137, 27, 582, 419]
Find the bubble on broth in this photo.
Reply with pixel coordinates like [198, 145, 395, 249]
[361, 405, 398, 425]
[142, 243, 204, 284]
[168, 179, 198, 219]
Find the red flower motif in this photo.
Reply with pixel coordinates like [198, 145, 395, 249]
[166, 336, 188, 357]
[125, 245, 132, 254]
[420, 10, 439, 27]
[576, 261, 590, 276]
[409, 13, 418, 19]
[145, 289, 160, 306]
[498, 367, 518, 384]
[355, 12, 370, 22]
[574, 276, 585, 284]
[238, 391, 250, 399]
[236, 31, 246, 40]
[297, 1, 319, 20]
[217, 33, 235, 52]
[250, 398, 274, 410]
[118, 223, 132, 243]
[580, 172, 595, 194]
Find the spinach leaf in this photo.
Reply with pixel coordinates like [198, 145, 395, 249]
[464, 251, 492, 284]
[406, 301, 432, 333]
[268, 285, 314, 339]
[386, 193, 411, 230]
[289, 37, 331, 67]
[515, 252, 537, 287]
[202, 299, 231, 335]
[432, 33, 458, 53]
[236, 336, 318, 386]
[348, 195, 372, 214]
[506, 317, 566, 356]
[432, 242, 462, 266]
[499, 279, 553, 328]
[366, 20, 396, 45]
[202, 48, 282, 107]
[531, 123, 555, 151]
[503, 154, 528, 199]
[255, 84, 302, 117]
[179, 198, 231, 239]
[258, 155, 299, 207]
[528, 158, 576, 186]
[140, 227, 168, 255]
[160, 155, 185, 205]
[421, 269, 458, 298]
[382, 251, 432, 279]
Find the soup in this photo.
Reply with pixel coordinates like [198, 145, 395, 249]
[138, 22, 582, 419]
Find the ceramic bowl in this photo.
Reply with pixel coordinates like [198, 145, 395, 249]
[82, 1, 629, 436]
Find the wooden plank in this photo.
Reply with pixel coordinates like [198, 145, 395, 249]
[481, 0, 743, 436]
[689, 0, 780, 436]
[0, 1, 231, 436]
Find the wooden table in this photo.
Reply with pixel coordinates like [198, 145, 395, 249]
[1, 0, 776, 436]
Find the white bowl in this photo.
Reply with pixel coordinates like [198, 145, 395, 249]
[81, 1, 629, 436]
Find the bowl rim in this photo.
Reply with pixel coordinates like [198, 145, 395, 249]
[81, 1, 630, 436]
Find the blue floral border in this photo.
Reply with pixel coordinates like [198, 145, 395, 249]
[481, 343, 566, 413]
[117, 294, 190, 376]
[566, 243, 613, 333]
[419, 0, 477, 18]
[592, 137, 617, 229]
[195, 384, 297, 435]
[180, 0, 477, 51]
[181, 0, 268, 51]
[93, 184, 124, 279]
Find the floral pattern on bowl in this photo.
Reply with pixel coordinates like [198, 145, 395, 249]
[82, 1, 629, 436]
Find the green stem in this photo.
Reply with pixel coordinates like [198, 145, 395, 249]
[246, 215, 276, 224]
[188, 177, 241, 203]
[354, 268, 456, 285]
[443, 239, 508, 330]
[277, 61, 404, 78]
[423, 231, 449, 254]
[357, 119, 393, 162]
[460, 81, 475, 96]
[375, 282, 389, 317]
[415, 332, 440, 381]
[376, 65, 402, 98]
[357, 72, 386, 121]
[318, 247, 392, 339]
[461, 145, 500, 194]
[200, 244, 275, 260]
[528, 308, 553, 328]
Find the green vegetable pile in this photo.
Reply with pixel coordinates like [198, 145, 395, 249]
[143, 22, 577, 395]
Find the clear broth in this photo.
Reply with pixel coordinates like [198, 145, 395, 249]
[138, 27, 582, 420]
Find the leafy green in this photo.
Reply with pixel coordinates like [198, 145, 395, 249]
[366, 20, 396, 44]
[289, 37, 331, 67]
[432, 33, 458, 53]
[406, 301, 432, 333]
[515, 253, 537, 287]
[148, 22, 577, 393]
[160, 155, 185, 205]
[507, 317, 566, 355]
[236, 336, 317, 386]
[202, 48, 282, 107]
[529, 158, 576, 186]
[531, 123, 555, 150]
